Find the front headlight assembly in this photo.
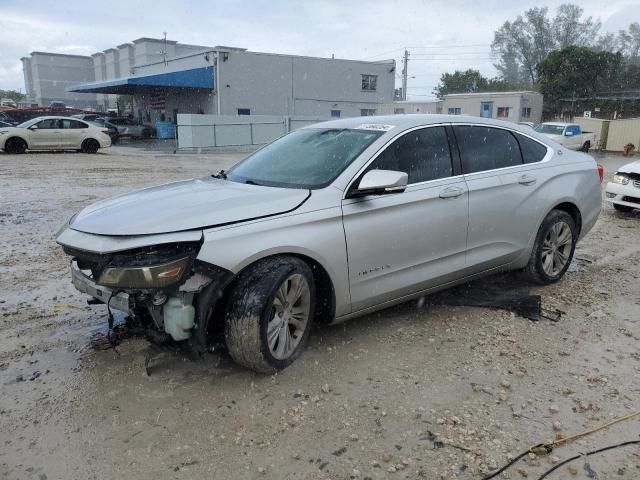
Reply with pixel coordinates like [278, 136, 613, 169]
[98, 256, 191, 289]
[613, 174, 629, 185]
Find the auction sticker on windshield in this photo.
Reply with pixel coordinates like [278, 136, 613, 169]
[353, 124, 395, 131]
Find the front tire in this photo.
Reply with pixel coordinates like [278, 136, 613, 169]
[523, 210, 577, 284]
[5, 137, 27, 154]
[581, 141, 591, 152]
[224, 256, 315, 373]
[81, 138, 100, 153]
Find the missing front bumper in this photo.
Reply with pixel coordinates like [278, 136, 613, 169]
[71, 260, 130, 313]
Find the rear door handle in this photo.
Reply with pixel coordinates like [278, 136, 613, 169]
[439, 187, 464, 199]
[518, 174, 537, 186]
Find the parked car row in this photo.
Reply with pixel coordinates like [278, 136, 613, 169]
[0, 116, 111, 153]
[73, 114, 155, 139]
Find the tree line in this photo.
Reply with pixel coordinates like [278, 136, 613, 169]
[434, 4, 640, 118]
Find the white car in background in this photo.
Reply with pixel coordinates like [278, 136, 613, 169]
[606, 160, 640, 212]
[0, 116, 111, 154]
[535, 122, 596, 152]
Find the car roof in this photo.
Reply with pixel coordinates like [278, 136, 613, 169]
[541, 122, 573, 126]
[31, 116, 92, 121]
[303, 114, 541, 137]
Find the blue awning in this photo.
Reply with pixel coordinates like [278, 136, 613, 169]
[68, 66, 214, 94]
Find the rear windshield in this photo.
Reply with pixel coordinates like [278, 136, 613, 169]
[227, 128, 383, 189]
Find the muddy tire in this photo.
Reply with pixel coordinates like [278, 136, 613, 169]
[581, 141, 591, 153]
[613, 203, 634, 213]
[81, 138, 100, 153]
[224, 256, 315, 373]
[5, 137, 27, 154]
[523, 210, 577, 285]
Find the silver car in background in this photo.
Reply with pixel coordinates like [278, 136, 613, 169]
[56, 115, 602, 372]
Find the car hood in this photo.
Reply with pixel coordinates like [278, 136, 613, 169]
[618, 160, 640, 174]
[70, 177, 310, 236]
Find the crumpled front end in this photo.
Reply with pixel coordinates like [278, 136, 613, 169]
[58, 234, 233, 349]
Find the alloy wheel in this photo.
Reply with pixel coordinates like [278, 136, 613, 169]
[267, 273, 311, 360]
[541, 221, 573, 276]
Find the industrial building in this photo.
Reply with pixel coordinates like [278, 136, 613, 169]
[381, 91, 543, 124]
[21, 38, 396, 124]
[440, 91, 543, 123]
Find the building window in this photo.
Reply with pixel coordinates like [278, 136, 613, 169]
[394, 108, 405, 114]
[447, 107, 462, 115]
[331, 110, 341, 118]
[361, 74, 377, 91]
[360, 108, 376, 116]
[521, 107, 531, 119]
[237, 108, 251, 115]
[497, 107, 510, 118]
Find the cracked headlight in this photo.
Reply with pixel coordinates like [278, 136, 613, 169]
[98, 256, 191, 289]
[613, 174, 629, 185]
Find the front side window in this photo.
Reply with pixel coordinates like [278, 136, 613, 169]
[497, 107, 510, 118]
[360, 109, 376, 116]
[227, 128, 382, 189]
[36, 119, 58, 129]
[448, 107, 462, 115]
[361, 74, 377, 91]
[454, 125, 523, 174]
[366, 127, 453, 184]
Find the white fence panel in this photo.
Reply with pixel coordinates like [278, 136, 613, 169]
[177, 114, 328, 149]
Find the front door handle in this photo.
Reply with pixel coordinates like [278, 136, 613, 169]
[518, 174, 537, 186]
[439, 187, 464, 199]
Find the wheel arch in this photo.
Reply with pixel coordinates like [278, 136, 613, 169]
[4, 135, 28, 150]
[550, 201, 582, 236]
[230, 251, 337, 324]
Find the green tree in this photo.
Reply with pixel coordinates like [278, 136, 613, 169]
[537, 46, 624, 116]
[0, 89, 26, 103]
[492, 4, 601, 84]
[433, 69, 525, 98]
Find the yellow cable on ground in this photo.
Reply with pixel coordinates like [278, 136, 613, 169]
[529, 410, 640, 454]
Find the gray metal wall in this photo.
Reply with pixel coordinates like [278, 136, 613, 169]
[218, 51, 395, 118]
[177, 113, 327, 149]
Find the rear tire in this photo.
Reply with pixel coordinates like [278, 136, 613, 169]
[224, 256, 315, 373]
[5, 137, 27, 154]
[81, 138, 100, 153]
[613, 203, 634, 213]
[581, 141, 591, 152]
[523, 210, 577, 285]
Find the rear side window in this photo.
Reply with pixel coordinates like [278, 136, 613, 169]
[454, 125, 523, 174]
[516, 134, 548, 164]
[367, 126, 453, 184]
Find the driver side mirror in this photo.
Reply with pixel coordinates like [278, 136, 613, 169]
[28, 125, 38, 130]
[352, 170, 408, 197]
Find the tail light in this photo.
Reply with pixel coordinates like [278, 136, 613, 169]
[597, 164, 604, 183]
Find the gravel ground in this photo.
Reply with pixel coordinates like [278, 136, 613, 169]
[1, 146, 639, 480]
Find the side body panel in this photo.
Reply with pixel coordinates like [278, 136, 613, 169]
[341, 177, 468, 311]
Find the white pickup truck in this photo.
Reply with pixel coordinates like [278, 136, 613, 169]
[534, 122, 596, 152]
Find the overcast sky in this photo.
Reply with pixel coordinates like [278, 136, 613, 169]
[1, 0, 639, 99]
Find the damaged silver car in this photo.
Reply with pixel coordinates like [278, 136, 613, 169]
[56, 115, 602, 373]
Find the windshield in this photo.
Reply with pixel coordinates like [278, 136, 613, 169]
[16, 118, 40, 128]
[227, 128, 382, 188]
[534, 124, 565, 135]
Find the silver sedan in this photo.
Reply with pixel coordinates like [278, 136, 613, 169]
[56, 115, 602, 372]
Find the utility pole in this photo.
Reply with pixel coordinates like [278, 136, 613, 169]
[401, 49, 409, 101]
